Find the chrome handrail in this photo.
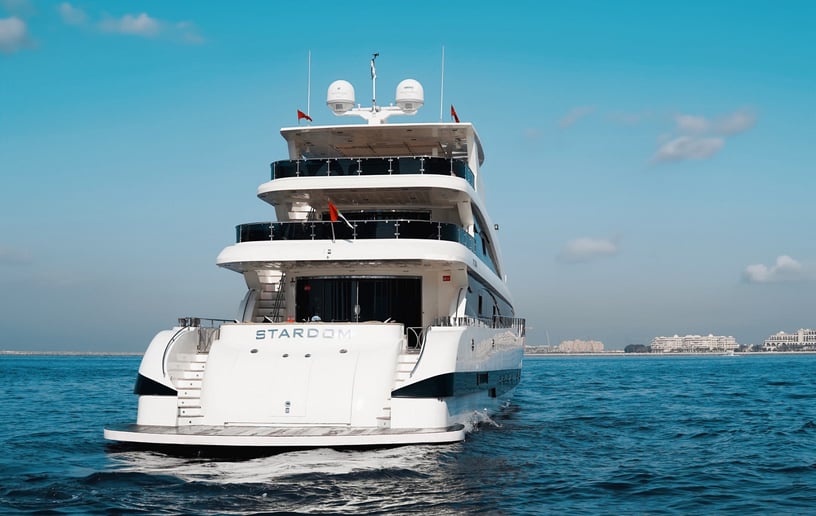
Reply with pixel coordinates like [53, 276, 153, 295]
[177, 317, 233, 328]
[406, 326, 424, 351]
[431, 315, 526, 334]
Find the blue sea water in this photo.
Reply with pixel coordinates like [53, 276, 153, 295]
[2, 354, 816, 514]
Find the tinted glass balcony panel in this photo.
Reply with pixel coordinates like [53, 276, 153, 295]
[270, 156, 475, 187]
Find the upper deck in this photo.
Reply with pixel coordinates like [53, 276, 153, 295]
[280, 122, 485, 167]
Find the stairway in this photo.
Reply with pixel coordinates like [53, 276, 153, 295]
[255, 275, 287, 322]
[173, 352, 209, 426]
[376, 352, 420, 428]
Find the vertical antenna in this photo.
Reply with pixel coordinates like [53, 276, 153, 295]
[439, 45, 445, 121]
[370, 52, 379, 108]
[307, 50, 311, 117]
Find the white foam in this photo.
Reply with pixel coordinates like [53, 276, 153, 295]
[109, 445, 449, 484]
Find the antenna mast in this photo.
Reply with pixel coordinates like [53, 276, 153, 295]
[370, 52, 379, 108]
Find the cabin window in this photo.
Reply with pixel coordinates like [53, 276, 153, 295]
[464, 271, 514, 319]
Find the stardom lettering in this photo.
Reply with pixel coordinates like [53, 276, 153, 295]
[255, 328, 353, 340]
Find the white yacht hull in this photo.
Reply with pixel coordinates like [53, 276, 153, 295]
[104, 320, 522, 451]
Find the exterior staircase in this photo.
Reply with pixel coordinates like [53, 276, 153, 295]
[376, 351, 420, 428]
[174, 352, 210, 425]
[255, 275, 287, 322]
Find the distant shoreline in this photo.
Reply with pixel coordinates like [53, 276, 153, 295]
[3, 350, 814, 358]
[524, 351, 816, 357]
[0, 350, 143, 356]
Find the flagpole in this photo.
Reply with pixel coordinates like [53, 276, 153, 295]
[307, 50, 311, 117]
[439, 45, 445, 122]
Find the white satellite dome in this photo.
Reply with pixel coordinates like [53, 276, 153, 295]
[395, 79, 424, 114]
[327, 80, 355, 114]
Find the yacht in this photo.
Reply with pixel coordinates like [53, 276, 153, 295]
[104, 61, 525, 452]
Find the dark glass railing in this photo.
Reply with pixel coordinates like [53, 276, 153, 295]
[236, 219, 497, 275]
[270, 156, 475, 188]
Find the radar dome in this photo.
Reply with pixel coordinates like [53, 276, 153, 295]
[327, 80, 355, 114]
[395, 79, 424, 113]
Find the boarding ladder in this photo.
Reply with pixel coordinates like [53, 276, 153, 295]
[376, 350, 420, 428]
[171, 326, 218, 425]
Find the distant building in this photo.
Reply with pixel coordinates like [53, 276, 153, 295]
[558, 339, 604, 353]
[763, 329, 816, 352]
[650, 334, 738, 353]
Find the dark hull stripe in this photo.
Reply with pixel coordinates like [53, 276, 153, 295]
[132, 368, 522, 399]
[134, 373, 177, 396]
[391, 368, 521, 398]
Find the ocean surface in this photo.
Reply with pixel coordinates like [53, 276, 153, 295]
[2, 354, 816, 514]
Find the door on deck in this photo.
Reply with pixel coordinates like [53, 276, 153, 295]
[296, 276, 422, 344]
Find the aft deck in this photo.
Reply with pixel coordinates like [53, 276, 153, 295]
[104, 423, 466, 448]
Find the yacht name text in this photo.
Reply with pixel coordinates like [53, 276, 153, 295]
[255, 328, 352, 340]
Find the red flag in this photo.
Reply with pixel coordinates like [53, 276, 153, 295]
[297, 109, 312, 122]
[450, 104, 460, 123]
[328, 201, 353, 229]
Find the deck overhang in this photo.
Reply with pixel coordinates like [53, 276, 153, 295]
[281, 122, 484, 166]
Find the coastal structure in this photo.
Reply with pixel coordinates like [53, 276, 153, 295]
[558, 339, 604, 353]
[762, 329, 816, 352]
[104, 58, 525, 452]
[650, 334, 738, 353]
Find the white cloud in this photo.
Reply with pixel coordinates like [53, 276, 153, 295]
[174, 21, 204, 45]
[99, 12, 160, 37]
[0, 246, 32, 265]
[94, 12, 203, 43]
[675, 114, 710, 134]
[653, 136, 725, 163]
[673, 109, 756, 137]
[558, 236, 620, 263]
[742, 255, 810, 284]
[716, 109, 756, 135]
[58, 2, 86, 25]
[559, 106, 595, 128]
[0, 16, 27, 54]
[653, 108, 756, 165]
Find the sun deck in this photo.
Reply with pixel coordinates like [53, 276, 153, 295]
[281, 122, 484, 165]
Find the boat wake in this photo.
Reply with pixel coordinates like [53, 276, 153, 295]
[463, 410, 503, 433]
[108, 445, 455, 485]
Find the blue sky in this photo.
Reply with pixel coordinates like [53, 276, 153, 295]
[1, 1, 814, 351]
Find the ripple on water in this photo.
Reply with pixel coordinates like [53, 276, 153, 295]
[3, 355, 816, 514]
